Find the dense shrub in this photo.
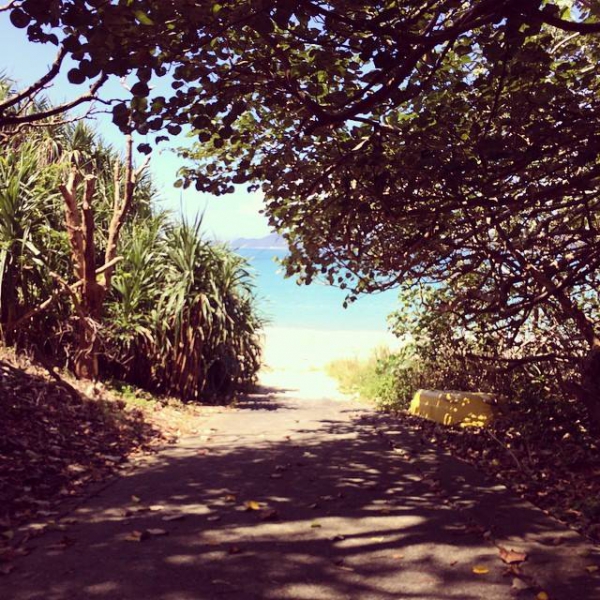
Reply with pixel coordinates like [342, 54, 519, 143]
[106, 219, 263, 400]
[0, 82, 263, 400]
[331, 283, 587, 428]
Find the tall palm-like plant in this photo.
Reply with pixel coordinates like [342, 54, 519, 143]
[0, 139, 66, 342]
[104, 214, 167, 382]
[1, 76, 263, 400]
[107, 217, 263, 400]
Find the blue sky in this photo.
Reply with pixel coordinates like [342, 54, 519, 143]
[0, 15, 272, 242]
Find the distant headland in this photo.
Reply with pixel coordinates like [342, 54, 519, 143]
[231, 232, 287, 250]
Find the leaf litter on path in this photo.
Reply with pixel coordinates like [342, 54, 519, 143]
[124, 528, 168, 541]
[162, 514, 185, 522]
[259, 509, 279, 521]
[472, 565, 490, 574]
[499, 546, 528, 564]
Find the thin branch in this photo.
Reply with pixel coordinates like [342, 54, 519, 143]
[96, 256, 123, 276]
[14, 103, 102, 131]
[4, 286, 66, 332]
[0, 74, 108, 127]
[465, 351, 574, 368]
[32, 348, 82, 401]
[0, 46, 67, 112]
[3, 272, 84, 332]
[487, 429, 533, 476]
[103, 134, 150, 290]
[538, 9, 600, 34]
[0, 1, 18, 13]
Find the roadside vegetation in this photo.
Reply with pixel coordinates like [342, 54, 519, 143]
[0, 346, 215, 567]
[327, 285, 600, 543]
[0, 77, 263, 402]
[0, 78, 263, 560]
[326, 346, 406, 409]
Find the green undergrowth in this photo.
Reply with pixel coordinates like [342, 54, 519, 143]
[326, 345, 417, 410]
[326, 344, 600, 544]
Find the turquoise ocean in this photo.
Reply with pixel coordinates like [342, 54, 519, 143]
[239, 248, 400, 332]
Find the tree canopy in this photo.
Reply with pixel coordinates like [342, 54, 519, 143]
[2, 1, 598, 129]
[4, 1, 600, 424]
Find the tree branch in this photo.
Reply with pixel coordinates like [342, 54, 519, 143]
[0, 46, 66, 112]
[539, 9, 600, 34]
[0, 74, 108, 127]
[0, 1, 18, 13]
[59, 167, 85, 281]
[103, 134, 149, 290]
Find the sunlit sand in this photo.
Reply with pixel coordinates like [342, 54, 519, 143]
[259, 326, 400, 399]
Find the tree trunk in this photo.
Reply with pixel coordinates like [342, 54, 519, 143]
[13, 135, 147, 379]
[74, 279, 105, 380]
[60, 169, 102, 380]
[579, 346, 600, 436]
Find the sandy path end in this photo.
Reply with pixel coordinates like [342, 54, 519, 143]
[258, 327, 399, 399]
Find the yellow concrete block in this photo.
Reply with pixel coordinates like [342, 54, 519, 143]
[409, 389, 496, 428]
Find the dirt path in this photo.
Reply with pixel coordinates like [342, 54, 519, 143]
[3, 368, 599, 599]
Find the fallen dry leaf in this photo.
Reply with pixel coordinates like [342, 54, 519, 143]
[47, 535, 76, 551]
[244, 500, 261, 511]
[472, 565, 490, 574]
[511, 577, 531, 592]
[259, 509, 280, 521]
[211, 578, 235, 587]
[146, 528, 168, 537]
[502, 564, 522, 577]
[310, 522, 322, 528]
[499, 546, 528, 564]
[536, 592, 549, 600]
[585, 565, 599, 574]
[124, 530, 148, 542]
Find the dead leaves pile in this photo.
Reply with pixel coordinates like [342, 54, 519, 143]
[399, 408, 600, 543]
[0, 357, 165, 569]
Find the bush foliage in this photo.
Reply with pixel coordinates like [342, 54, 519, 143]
[0, 80, 263, 401]
[332, 283, 591, 436]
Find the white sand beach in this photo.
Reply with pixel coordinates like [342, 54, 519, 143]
[258, 326, 400, 399]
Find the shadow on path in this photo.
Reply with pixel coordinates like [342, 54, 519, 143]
[3, 390, 599, 600]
